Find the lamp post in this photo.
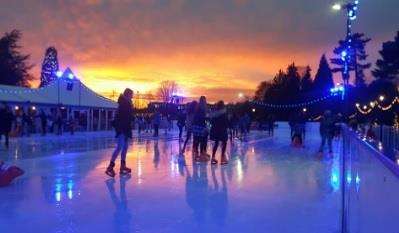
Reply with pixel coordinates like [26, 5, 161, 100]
[332, 1, 360, 88]
[332, 4, 360, 233]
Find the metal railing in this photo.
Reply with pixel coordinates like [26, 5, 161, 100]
[342, 126, 399, 233]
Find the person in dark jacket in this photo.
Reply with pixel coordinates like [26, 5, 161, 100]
[209, 101, 229, 165]
[177, 110, 186, 140]
[319, 110, 336, 153]
[0, 104, 14, 148]
[39, 109, 48, 136]
[106, 88, 134, 177]
[192, 96, 208, 162]
[182, 101, 197, 154]
[152, 111, 161, 137]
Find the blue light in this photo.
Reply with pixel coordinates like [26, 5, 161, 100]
[68, 73, 74, 79]
[56, 71, 63, 78]
[346, 173, 352, 185]
[55, 192, 61, 202]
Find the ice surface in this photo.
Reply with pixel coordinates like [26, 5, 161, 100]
[0, 123, 341, 233]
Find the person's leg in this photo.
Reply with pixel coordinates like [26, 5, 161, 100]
[200, 136, 207, 155]
[319, 135, 326, 152]
[221, 140, 228, 164]
[179, 126, 183, 139]
[328, 135, 333, 153]
[111, 135, 123, 163]
[120, 136, 131, 174]
[182, 131, 191, 152]
[193, 136, 199, 155]
[107, 135, 123, 177]
[212, 141, 219, 161]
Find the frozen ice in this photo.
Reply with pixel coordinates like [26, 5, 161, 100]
[0, 123, 342, 233]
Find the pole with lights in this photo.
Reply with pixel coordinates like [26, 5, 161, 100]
[332, 0, 360, 88]
[332, 3, 360, 233]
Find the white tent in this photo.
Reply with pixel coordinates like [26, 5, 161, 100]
[0, 76, 117, 109]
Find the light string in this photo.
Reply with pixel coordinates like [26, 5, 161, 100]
[252, 93, 335, 109]
[355, 96, 399, 115]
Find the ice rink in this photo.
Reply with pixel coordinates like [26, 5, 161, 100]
[0, 123, 342, 233]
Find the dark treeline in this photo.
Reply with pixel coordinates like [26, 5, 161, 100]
[254, 31, 399, 125]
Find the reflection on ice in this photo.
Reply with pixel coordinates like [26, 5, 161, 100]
[0, 125, 341, 233]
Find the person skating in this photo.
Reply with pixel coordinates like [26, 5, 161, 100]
[177, 110, 186, 141]
[182, 101, 197, 154]
[152, 111, 161, 137]
[192, 96, 209, 162]
[209, 101, 229, 165]
[319, 110, 336, 154]
[106, 88, 134, 177]
[0, 104, 14, 148]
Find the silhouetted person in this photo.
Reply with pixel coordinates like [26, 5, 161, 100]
[192, 96, 208, 162]
[177, 111, 186, 140]
[182, 101, 197, 154]
[209, 101, 229, 165]
[319, 110, 335, 154]
[0, 104, 14, 148]
[106, 88, 134, 177]
[39, 110, 47, 136]
[153, 111, 161, 137]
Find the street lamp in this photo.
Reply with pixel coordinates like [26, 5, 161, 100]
[379, 95, 385, 102]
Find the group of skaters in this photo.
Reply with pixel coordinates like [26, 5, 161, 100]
[105, 88, 253, 177]
[289, 108, 342, 154]
[0, 102, 76, 146]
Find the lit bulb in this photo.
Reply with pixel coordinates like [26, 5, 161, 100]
[332, 3, 342, 10]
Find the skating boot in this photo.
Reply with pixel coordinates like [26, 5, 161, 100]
[120, 161, 132, 175]
[105, 161, 116, 178]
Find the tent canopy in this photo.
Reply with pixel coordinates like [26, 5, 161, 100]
[0, 76, 117, 109]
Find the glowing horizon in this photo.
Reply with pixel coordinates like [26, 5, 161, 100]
[1, 0, 398, 102]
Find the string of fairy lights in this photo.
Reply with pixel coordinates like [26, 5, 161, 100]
[252, 94, 335, 109]
[251, 86, 345, 109]
[355, 95, 399, 115]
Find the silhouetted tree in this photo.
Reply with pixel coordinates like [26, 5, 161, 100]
[254, 81, 272, 101]
[331, 33, 371, 86]
[373, 31, 399, 81]
[0, 30, 33, 87]
[40, 47, 59, 87]
[313, 55, 334, 92]
[285, 63, 301, 102]
[301, 66, 313, 92]
[156, 80, 178, 103]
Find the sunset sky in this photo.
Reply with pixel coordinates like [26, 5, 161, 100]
[0, 0, 398, 102]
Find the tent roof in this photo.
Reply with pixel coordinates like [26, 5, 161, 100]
[0, 77, 117, 109]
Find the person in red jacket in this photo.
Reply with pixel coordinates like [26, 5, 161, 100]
[0, 161, 24, 187]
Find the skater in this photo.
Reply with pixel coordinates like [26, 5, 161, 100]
[177, 110, 186, 140]
[106, 88, 134, 177]
[0, 161, 24, 187]
[291, 123, 304, 147]
[192, 96, 209, 162]
[39, 109, 48, 136]
[153, 111, 161, 137]
[319, 110, 336, 154]
[210, 101, 229, 165]
[182, 101, 197, 154]
[0, 104, 14, 148]
[267, 114, 275, 136]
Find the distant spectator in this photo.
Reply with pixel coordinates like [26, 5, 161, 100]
[0, 104, 14, 148]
